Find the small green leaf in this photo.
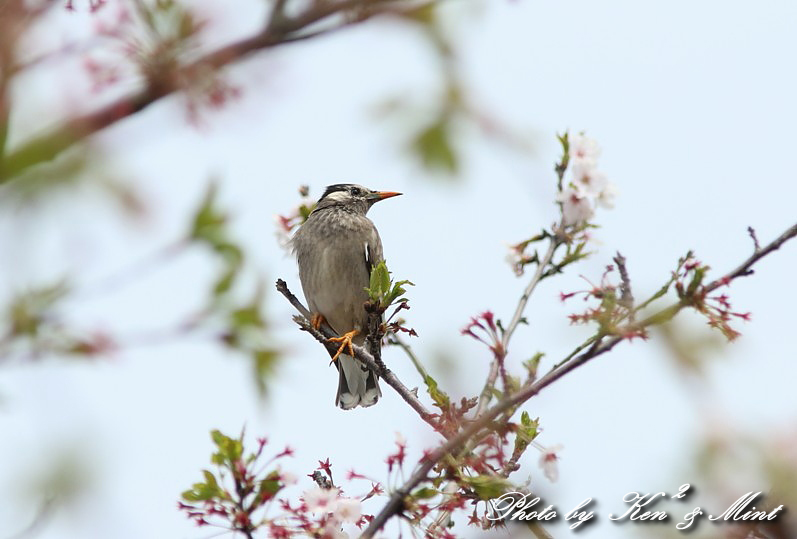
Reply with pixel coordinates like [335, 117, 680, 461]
[424, 375, 450, 410]
[189, 183, 225, 243]
[379, 264, 390, 295]
[411, 487, 439, 500]
[210, 430, 243, 465]
[202, 470, 218, 489]
[462, 475, 510, 500]
[412, 118, 458, 174]
[213, 267, 237, 296]
[231, 304, 264, 330]
[182, 479, 219, 502]
[252, 348, 278, 396]
[367, 261, 390, 300]
[523, 353, 544, 379]
[512, 411, 540, 457]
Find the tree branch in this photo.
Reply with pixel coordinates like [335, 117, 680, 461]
[361, 222, 797, 538]
[705, 222, 797, 293]
[0, 0, 433, 181]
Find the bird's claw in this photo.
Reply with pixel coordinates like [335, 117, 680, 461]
[311, 313, 326, 330]
[329, 329, 360, 364]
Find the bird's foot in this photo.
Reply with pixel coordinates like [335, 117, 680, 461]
[329, 329, 360, 364]
[310, 313, 326, 330]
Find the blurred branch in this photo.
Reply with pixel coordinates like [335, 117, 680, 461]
[5, 497, 55, 539]
[73, 240, 187, 299]
[0, 0, 436, 181]
[275, 278, 438, 429]
[361, 221, 797, 538]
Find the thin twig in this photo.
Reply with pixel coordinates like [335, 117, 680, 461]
[613, 251, 635, 321]
[474, 231, 561, 417]
[705, 222, 797, 293]
[747, 226, 761, 252]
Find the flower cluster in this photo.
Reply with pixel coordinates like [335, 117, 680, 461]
[299, 486, 365, 539]
[673, 256, 751, 341]
[179, 431, 378, 539]
[460, 310, 505, 360]
[561, 264, 648, 340]
[556, 133, 617, 226]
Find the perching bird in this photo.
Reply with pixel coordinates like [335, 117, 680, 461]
[291, 184, 401, 409]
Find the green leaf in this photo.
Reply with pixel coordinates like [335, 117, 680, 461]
[231, 303, 264, 330]
[367, 261, 389, 300]
[182, 477, 220, 502]
[462, 475, 510, 500]
[379, 263, 390, 295]
[523, 352, 544, 379]
[412, 118, 458, 174]
[255, 471, 282, 505]
[252, 348, 278, 396]
[411, 487, 439, 500]
[202, 470, 219, 490]
[386, 279, 414, 305]
[189, 183, 226, 243]
[424, 375, 450, 410]
[210, 430, 243, 465]
[512, 412, 540, 458]
[213, 267, 237, 296]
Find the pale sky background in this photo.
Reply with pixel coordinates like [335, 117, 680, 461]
[1, 1, 796, 539]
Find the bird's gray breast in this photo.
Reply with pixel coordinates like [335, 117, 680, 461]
[293, 208, 383, 336]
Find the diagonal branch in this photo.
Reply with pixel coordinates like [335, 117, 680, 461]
[705, 222, 797, 293]
[361, 222, 797, 538]
[0, 0, 433, 181]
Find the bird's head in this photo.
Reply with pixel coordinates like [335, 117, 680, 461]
[315, 184, 402, 214]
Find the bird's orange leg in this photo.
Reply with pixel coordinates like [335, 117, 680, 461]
[310, 313, 326, 330]
[329, 329, 360, 363]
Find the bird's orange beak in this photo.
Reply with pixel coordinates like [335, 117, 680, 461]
[374, 191, 402, 200]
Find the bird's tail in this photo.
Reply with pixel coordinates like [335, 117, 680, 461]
[335, 353, 381, 410]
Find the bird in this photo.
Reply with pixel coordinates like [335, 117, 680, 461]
[291, 183, 401, 409]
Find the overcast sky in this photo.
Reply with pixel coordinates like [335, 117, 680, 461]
[1, 1, 796, 538]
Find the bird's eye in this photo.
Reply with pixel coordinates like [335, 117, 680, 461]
[350, 187, 362, 196]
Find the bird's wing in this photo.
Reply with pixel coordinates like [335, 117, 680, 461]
[363, 224, 384, 277]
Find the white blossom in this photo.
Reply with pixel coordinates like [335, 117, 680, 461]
[569, 133, 601, 166]
[395, 431, 406, 447]
[557, 188, 594, 226]
[595, 181, 618, 209]
[280, 470, 298, 486]
[303, 486, 339, 513]
[557, 133, 617, 224]
[333, 497, 362, 523]
[504, 244, 525, 277]
[571, 161, 609, 198]
[538, 444, 563, 483]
